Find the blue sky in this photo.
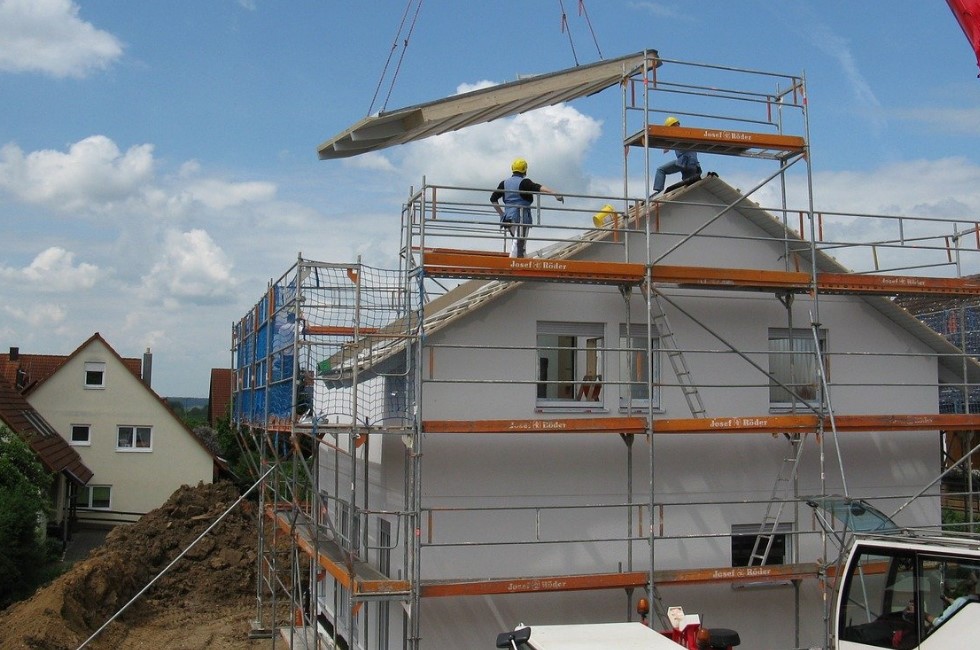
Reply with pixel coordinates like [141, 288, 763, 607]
[2, 0, 980, 397]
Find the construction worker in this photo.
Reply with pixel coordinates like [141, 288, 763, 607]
[652, 116, 701, 196]
[491, 158, 564, 258]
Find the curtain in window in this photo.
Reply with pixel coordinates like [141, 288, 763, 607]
[769, 334, 819, 403]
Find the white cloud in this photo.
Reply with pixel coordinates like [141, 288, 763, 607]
[456, 80, 497, 94]
[397, 101, 602, 195]
[141, 229, 238, 306]
[344, 152, 397, 173]
[181, 178, 277, 210]
[0, 246, 103, 291]
[806, 21, 884, 132]
[739, 157, 980, 275]
[3, 302, 67, 327]
[893, 106, 980, 137]
[0, 136, 154, 212]
[0, 0, 123, 78]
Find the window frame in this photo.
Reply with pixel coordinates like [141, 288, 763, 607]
[618, 323, 661, 412]
[75, 484, 112, 510]
[535, 321, 605, 410]
[768, 327, 828, 410]
[70, 423, 91, 446]
[116, 425, 153, 451]
[84, 361, 106, 389]
[731, 522, 792, 567]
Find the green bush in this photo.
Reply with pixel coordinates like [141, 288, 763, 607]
[0, 428, 54, 609]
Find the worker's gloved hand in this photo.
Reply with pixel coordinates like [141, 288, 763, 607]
[555, 195, 564, 203]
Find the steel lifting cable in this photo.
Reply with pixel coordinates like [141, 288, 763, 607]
[368, 0, 423, 116]
[557, 0, 579, 65]
[381, 0, 424, 115]
[577, 0, 603, 60]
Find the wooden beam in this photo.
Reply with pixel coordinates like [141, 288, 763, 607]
[626, 125, 806, 158]
[420, 562, 821, 598]
[817, 272, 980, 296]
[423, 413, 980, 435]
[422, 250, 646, 285]
[421, 251, 980, 297]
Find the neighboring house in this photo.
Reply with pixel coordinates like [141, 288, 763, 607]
[0, 379, 93, 542]
[2, 334, 216, 525]
[208, 368, 232, 428]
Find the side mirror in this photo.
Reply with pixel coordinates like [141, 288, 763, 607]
[495, 626, 532, 648]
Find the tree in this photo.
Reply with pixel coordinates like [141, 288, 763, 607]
[0, 426, 54, 609]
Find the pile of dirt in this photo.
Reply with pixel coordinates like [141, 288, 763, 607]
[0, 481, 273, 650]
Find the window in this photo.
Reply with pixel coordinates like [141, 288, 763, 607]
[731, 522, 792, 566]
[84, 362, 106, 389]
[536, 322, 604, 405]
[839, 548, 980, 647]
[619, 324, 660, 411]
[117, 425, 152, 451]
[75, 485, 111, 509]
[768, 328, 827, 407]
[70, 424, 91, 445]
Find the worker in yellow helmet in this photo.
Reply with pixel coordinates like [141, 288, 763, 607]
[490, 158, 564, 258]
[653, 116, 701, 195]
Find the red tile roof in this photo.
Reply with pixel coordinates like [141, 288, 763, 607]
[0, 380, 93, 484]
[208, 368, 232, 427]
[0, 344, 141, 395]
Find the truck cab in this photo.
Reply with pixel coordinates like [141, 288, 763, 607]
[834, 534, 980, 649]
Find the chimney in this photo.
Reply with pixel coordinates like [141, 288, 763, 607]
[142, 347, 153, 388]
[9, 346, 19, 361]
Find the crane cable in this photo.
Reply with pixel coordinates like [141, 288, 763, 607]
[367, 0, 424, 116]
[558, 0, 579, 66]
[578, 0, 603, 60]
[370, 0, 602, 116]
[558, 0, 604, 65]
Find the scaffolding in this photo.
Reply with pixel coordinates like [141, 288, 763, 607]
[232, 53, 980, 649]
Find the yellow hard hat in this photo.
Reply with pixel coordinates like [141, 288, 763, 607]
[664, 116, 680, 127]
[511, 158, 528, 174]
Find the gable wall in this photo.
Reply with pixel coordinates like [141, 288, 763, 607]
[411, 184, 941, 600]
[317, 186, 945, 649]
[27, 339, 213, 522]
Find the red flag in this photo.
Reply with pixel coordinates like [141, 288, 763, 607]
[947, 0, 980, 76]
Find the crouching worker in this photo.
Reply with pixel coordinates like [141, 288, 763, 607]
[491, 158, 563, 258]
[653, 116, 701, 196]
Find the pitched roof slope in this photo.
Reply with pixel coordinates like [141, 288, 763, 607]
[0, 346, 142, 394]
[707, 178, 980, 383]
[0, 380, 93, 484]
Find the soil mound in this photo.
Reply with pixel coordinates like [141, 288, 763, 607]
[0, 481, 262, 650]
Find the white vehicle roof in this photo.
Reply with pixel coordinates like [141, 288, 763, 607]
[850, 532, 980, 557]
[524, 622, 679, 649]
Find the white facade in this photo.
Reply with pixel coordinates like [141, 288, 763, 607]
[314, 180, 952, 649]
[27, 335, 214, 524]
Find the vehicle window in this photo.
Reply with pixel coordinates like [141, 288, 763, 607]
[921, 555, 980, 636]
[839, 549, 920, 648]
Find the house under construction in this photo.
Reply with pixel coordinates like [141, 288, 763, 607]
[231, 52, 980, 649]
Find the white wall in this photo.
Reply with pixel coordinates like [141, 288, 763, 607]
[28, 338, 213, 523]
[317, 184, 944, 649]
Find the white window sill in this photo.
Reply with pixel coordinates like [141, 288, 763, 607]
[535, 405, 609, 414]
